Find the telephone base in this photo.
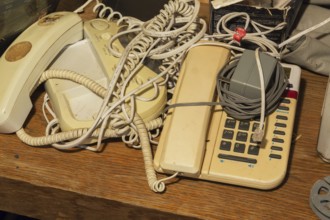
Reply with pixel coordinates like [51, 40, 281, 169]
[45, 19, 167, 141]
[46, 39, 166, 131]
[154, 63, 301, 190]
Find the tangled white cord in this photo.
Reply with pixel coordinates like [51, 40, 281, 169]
[17, 0, 206, 193]
[202, 12, 289, 140]
[207, 12, 286, 59]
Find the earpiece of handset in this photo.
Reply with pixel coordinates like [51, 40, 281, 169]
[0, 12, 83, 133]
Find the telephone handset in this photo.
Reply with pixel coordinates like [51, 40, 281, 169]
[154, 45, 301, 189]
[154, 45, 231, 176]
[0, 12, 83, 133]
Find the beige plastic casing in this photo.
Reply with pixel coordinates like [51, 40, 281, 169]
[154, 60, 301, 189]
[154, 44, 230, 176]
[45, 19, 167, 131]
[0, 12, 83, 133]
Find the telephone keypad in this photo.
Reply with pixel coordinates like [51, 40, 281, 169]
[201, 64, 300, 189]
[206, 99, 296, 188]
[219, 117, 261, 163]
[218, 111, 291, 165]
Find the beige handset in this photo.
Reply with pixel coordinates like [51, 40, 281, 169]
[0, 12, 83, 133]
[154, 44, 230, 176]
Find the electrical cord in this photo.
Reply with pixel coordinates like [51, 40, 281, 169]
[16, 0, 205, 193]
[206, 12, 286, 59]
[26, 0, 308, 192]
[44, 0, 203, 151]
[70, 0, 328, 191]
[162, 43, 288, 141]
[209, 10, 330, 58]
[279, 16, 330, 49]
[20, 69, 164, 146]
[216, 54, 288, 121]
[201, 12, 290, 140]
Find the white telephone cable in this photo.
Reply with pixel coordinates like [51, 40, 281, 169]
[39, 29, 144, 150]
[278, 16, 330, 49]
[107, 3, 206, 61]
[132, 110, 178, 192]
[92, 1, 123, 21]
[24, 69, 163, 147]
[19, 0, 203, 192]
[38, 69, 107, 97]
[17, 100, 169, 193]
[209, 12, 285, 58]
[107, 19, 207, 61]
[252, 48, 266, 142]
[99, 0, 202, 132]
[74, 0, 98, 13]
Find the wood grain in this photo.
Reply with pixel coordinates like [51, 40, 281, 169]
[0, 1, 329, 219]
[1, 70, 328, 220]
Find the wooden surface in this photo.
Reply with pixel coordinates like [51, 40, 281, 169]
[1, 1, 330, 220]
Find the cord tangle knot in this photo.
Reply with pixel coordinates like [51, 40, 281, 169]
[233, 27, 246, 42]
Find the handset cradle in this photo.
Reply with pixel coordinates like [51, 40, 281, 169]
[44, 19, 167, 133]
[0, 12, 83, 133]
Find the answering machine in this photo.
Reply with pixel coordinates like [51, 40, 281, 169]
[0, 12, 166, 134]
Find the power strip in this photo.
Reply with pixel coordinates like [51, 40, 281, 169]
[45, 19, 167, 132]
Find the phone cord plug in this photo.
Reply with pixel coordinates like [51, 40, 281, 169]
[252, 127, 264, 143]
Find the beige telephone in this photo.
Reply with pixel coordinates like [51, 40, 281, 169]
[45, 18, 167, 133]
[154, 45, 301, 189]
[0, 13, 166, 135]
[0, 12, 83, 133]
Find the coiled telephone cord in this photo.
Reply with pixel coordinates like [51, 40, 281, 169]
[18, 0, 204, 193]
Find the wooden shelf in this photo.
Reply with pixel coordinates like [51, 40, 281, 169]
[0, 1, 329, 219]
